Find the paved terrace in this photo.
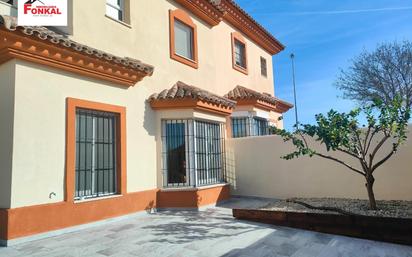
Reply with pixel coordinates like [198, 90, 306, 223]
[1, 197, 411, 257]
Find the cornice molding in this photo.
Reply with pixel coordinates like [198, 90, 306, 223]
[221, 0, 284, 55]
[0, 29, 153, 87]
[150, 98, 234, 116]
[174, 0, 285, 55]
[236, 99, 292, 114]
[174, 0, 225, 26]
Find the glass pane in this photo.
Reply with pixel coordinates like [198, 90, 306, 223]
[75, 110, 117, 199]
[166, 122, 187, 184]
[107, 0, 121, 8]
[106, 5, 122, 21]
[234, 40, 246, 68]
[174, 20, 194, 60]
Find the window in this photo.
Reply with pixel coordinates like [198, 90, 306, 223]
[232, 117, 269, 138]
[106, 0, 124, 21]
[234, 40, 246, 68]
[75, 109, 118, 200]
[231, 32, 248, 74]
[162, 119, 225, 188]
[260, 57, 267, 77]
[174, 20, 194, 60]
[169, 9, 198, 69]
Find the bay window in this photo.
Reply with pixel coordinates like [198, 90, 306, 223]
[162, 119, 225, 188]
[232, 116, 270, 138]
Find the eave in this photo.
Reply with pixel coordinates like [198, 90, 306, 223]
[0, 28, 154, 87]
[174, 0, 225, 26]
[236, 99, 293, 114]
[150, 98, 234, 116]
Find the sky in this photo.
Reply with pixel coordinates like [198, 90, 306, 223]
[236, 0, 412, 130]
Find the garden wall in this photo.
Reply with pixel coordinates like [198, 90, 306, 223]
[226, 128, 412, 201]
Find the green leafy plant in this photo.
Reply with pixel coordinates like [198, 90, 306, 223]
[274, 97, 410, 210]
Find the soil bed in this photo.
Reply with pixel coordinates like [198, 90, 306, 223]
[261, 198, 412, 218]
[233, 198, 412, 245]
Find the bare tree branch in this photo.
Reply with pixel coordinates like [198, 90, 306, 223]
[314, 152, 365, 176]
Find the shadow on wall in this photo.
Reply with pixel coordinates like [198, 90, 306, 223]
[225, 146, 237, 190]
[143, 100, 157, 137]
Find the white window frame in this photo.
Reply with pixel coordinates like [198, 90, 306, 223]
[106, 0, 124, 21]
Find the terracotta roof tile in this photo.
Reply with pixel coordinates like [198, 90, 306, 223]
[0, 15, 154, 76]
[149, 81, 237, 108]
[226, 85, 293, 108]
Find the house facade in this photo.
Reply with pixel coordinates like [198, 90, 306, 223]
[0, 0, 292, 245]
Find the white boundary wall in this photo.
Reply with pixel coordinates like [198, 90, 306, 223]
[226, 129, 412, 201]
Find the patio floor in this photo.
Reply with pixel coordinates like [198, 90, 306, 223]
[1, 197, 411, 257]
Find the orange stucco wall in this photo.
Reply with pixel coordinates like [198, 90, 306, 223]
[0, 185, 230, 241]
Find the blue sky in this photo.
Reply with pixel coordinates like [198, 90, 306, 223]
[236, 0, 412, 130]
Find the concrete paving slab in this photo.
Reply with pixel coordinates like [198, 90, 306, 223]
[0, 197, 411, 257]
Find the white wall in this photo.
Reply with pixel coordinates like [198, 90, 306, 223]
[9, 60, 158, 208]
[69, 0, 275, 97]
[227, 132, 412, 201]
[0, 60, 15, 208]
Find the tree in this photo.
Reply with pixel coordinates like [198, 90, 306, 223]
[336, 41, 412, 108]
[274, 97, 410, 210]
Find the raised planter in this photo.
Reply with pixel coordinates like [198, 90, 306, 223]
[233, 209, 412, 245]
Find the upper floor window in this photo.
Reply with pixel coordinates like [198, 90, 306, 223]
[169, 9, 198, 69]
[174, 20, 194, 60]
[106, 0, 124, 22]
[0, 0, 14, 5]
[260, 57, 268, 77]
[231, 32, 248, 75]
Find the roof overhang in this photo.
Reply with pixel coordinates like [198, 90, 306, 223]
[148, 81, 236, 116]
[235, 99, 292, 113]
[173, 0, 285, 55]
[0, 16, 154, 87]
[174, 0, 225, 26]
[150, 98, 234, 116]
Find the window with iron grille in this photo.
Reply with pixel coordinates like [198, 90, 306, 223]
[106, 0, 124, 21]
[232, 116, 269, 138]
[75, 109, 117, 200]
[260, 57, 267, 77]
[161, 119, 226, 188]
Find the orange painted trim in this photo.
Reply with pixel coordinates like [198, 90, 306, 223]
[65, 98, 127, 202]
[150, 98, 233, 116]
[0, 29, 151, 87]
[221, 0, 284, 55]
[169, 9, 199, 69]
[157, 184, 230, 208]
[231, 32, 248, 75]
[170, 0, 284, 55]
[3, 189, 157, 240]
[173, 0, 223, 26]
[0, 185, 230, 240]
[236, 99, 292, 113]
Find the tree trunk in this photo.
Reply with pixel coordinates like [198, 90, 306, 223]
[365, 174, 377, 210]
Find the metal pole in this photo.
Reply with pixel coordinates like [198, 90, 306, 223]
[290, 53, 299, 129]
